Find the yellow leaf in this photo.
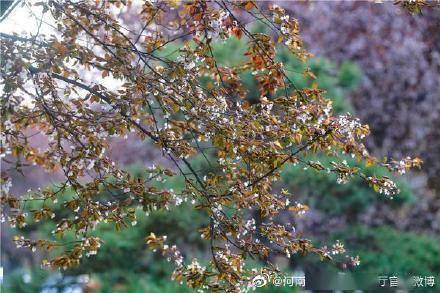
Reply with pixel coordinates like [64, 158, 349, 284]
[366, 158, 375, 167]
[373, 184, 380, 192]
[273, 140, 282, 149]
[244, 1, 255, 11]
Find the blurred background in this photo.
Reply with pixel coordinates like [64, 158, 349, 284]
[1, 1, 439, 292]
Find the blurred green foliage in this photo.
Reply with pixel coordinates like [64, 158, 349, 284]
[158, 35, 361, 113]
[211, 37, 361, 113]
[3, 268, 50, 293]
[327, 225, 440, 290]
[340, 225, 440, 277]
[2, 165, 207, 292]
[280, 155, 414, 216]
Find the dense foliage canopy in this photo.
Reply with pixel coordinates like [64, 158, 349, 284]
[1, 1, 423, 291]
